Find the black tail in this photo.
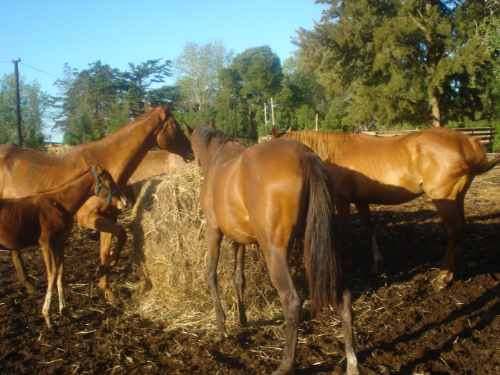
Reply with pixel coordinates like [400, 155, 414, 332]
[302, 156, 342, 310]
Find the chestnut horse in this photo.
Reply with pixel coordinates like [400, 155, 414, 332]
[0, 165, 128, 328]
[128, 149, 186, 185]
[0, 106, 193, 300]
[273, 127, 500, 288]
[191, 124, 358, 375]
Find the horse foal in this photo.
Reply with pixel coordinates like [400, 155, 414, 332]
[0, 166, 128, 328]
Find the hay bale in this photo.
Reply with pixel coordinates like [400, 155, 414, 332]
[127, 163, 280, 332]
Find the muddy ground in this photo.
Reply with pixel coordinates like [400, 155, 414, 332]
[1, 167, 499, 375]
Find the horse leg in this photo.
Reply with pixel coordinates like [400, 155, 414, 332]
[355, 202, 382, 274]
[432, 199, 463, 290]
[10, 250, 35, 294]
[264, 247, 300, 375]
[336, 198, 353, 273]
[206, 226, 227, 337]
[231, 242, 247, 327]
[78, 211, 126, 303]
[40, 239, 56, 329]
[98, 225, 126, 303]
[339, 288, 359, 375]
[54, 242, 66, 315]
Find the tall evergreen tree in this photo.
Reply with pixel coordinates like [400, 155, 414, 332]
[298, 0, 496, 128]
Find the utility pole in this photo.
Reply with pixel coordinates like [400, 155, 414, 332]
[270, 97, 276, 127]
[13, 58, 23, 147]
[264, 102, 268, 126]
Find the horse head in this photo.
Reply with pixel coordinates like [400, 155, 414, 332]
[156, 106, 194, 162]
[90, 165, 129, 209]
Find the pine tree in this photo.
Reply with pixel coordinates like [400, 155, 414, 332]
[298, 0, 496, 128]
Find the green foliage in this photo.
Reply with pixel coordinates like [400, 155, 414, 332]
[55, 59, 175, 145]
[215, 46, 283, 139]
[0, 74, 47, 148]
[175, 42, 232, 112]
[121, 59, 172, 116]
[298, 0, 497, 128]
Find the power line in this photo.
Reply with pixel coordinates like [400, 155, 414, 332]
[20, 61, 58, 79]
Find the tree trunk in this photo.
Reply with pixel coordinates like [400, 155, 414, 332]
[430, 91, 441, 127]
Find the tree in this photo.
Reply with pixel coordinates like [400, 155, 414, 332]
[0, 74, 48, 148]
[175, 42, 232, 113]
[217, 46, 283, 139]
[121, 59, 172, 116]
[54, 61, 123, 143]
[298, 0, 496, 128]
[55, 59, 174, 144]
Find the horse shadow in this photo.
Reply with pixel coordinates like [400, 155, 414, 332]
[122, 179, 163, 293]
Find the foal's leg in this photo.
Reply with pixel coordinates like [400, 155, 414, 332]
[54, 242, 66, 314]
[11, 250, 35, 294]
[231, 242, 247, 326]
[40, 239, 56, 328]
[432, 199, 463, 289]
[206, 226, 227, 336]
[264, 247, 301, 375]
[77, 210, 126, 303]
[355, 202, 382, 274]
[339, 288, 359, 375]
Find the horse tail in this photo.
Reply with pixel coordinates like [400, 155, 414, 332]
[302, 155, 342, 311]
[459, 133, 500, 175]
[474, 154, 500, 175]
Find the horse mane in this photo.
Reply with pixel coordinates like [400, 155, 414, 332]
[283, 130, 351, 162]
[196, 124, 239, 148]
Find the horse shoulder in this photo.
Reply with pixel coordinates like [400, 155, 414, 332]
[38, 198, 71, 235]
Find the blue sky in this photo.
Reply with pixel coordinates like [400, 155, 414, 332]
[0, 0, 325, 98]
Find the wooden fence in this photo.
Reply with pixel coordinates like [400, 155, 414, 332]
[362, 127, 497, 151]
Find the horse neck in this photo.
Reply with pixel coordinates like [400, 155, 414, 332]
[199, 139, 243, 176]
[43, 171, 95, 215]
[74, 110, 161, 185]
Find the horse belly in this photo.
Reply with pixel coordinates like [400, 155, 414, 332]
[353, 174, 423, 204]
[212, 167, 255, 244]
[0, 215, 39, 249]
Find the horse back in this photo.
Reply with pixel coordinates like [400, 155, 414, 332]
[0, 145, 86, 199]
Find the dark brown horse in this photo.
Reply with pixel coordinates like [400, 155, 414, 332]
[0, 166, 128, 328]
[1, 106, 193, 300]
[191, 124, 359, 375]
[273, 127, 500, 288]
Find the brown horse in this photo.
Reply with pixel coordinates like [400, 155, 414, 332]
[124, 149, 187, 203]
[273, 127, 500, 288]
[0, 165, 128, 328]
[191, 124, 359, 375]
[0, 106, 193, 300]
[128, 149, 186, 185]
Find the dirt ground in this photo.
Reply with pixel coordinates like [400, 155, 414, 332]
[1, 166, 499, 375]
